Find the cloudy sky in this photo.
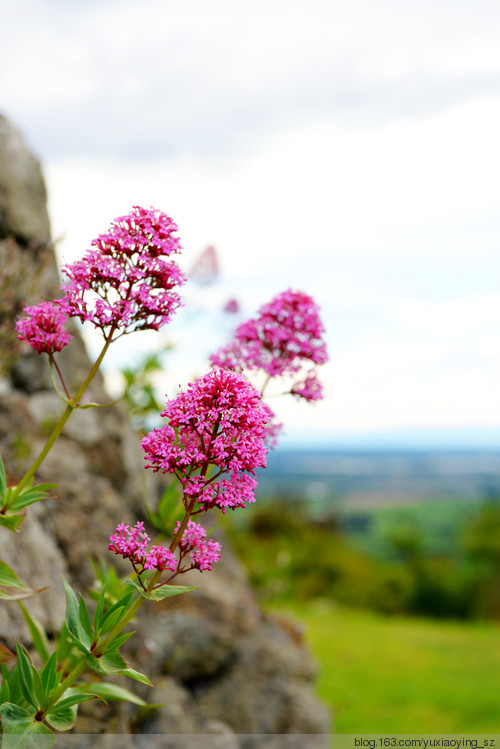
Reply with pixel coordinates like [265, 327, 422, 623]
[2, 0, 500, 446]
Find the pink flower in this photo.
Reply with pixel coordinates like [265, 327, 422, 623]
[108, 521, 176, 572]
[174, 519, 222, 571]
[16, 299, 73, 355]
[141, 369, 269, 511]
[290, 370, 324, 402]
[210, 289, 328, 378]
[223, 298, 240, 315]
[188, 245, 219, 286]
[62, 206, 186, 339]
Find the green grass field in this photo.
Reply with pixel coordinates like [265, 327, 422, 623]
[273, 600, 500, 733]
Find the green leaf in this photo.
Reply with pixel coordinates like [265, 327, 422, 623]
[40, 653, 60, 699]
[62, 579, 80, 641]
[0, 512, 25, 533]
[2, 730, 55, 749]
[62, 579, 92, 651]
[77, 681, 147, 706]
[49, 690, 97, 712]
[78, 594, 94, 644]
[85, 649, 127, 675]
[85, 651, 153, 686]
[0, 560, 47, 601]
[44, 689, 97, 734]
[93, 588, 106, 631]
[15, 645, 36, 709]
[44, 703, 77, 732]
[158, 480, 184, 523]
[55, 623, 73, 664]
[9, 483, 57, 513]
[31, 669, 44, 709]
[120, 667, 154, 687]
[0, 703, 55, 748]
[0, 452, 6, 497]
[0, 642, 16, 664]
[98, 588, 135, 633]
[17, 603, 51, 664]
[125, 577, 197, 601]
[104, 630, 134, 652]
[0, 672, 9, 702]
[145, 478, 184, 531]
[5, 664, 23, 707]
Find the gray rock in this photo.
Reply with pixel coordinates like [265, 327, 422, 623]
[0, 114, 50, 243]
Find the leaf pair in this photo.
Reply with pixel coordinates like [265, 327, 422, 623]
[63, 579, 152, 687]
[0, 645, 95, 743]
[0, 453, 56, 532]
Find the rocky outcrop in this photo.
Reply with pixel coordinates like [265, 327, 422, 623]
[0, 115, 331, 742]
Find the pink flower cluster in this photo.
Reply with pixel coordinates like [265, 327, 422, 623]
[210, 289, 328, 379]
[15, 299, 73, 355]
[108, 521, 176, 572]
[62, 206, 186, 338]
[209, 290, 328, 441]
[16, 206, 185, 353]
[174, 519, 221, 571]
[290, 370, 324, 402]
[141, 369, 269, 511]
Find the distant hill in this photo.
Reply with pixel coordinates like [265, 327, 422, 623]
[257, 448, 500, 508]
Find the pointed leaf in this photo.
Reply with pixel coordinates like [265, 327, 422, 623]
[0, 642, 16, 664]
[55, 623, 74, 665]
[0, 560, 47, 600]
[0, 673, 9, 702]
[120, 667, 154, 687]
[0, 511, 25, 532]
[9, 483, 57, 513]
[105, 630, 134, 652]
[17, 603, 51, 664]
[125, 577, 197, 600]
[5, 664, 23, 707]
[78, 681, 147, 706]
[15, 645, 36, 708]
[85, 649, 127, 675]
[62, 579, 92, 651]
[31, 668, 44, 708]
[40, 653, 60, 698]
[0, 452, 6, 497]
[62, 579, 79, 639]
[50, 690, 97, 711]
[78, 594, 94, 644]
[93, 588, 106, 631]
[99, 589, 135, 633]
[85, 651, 153, 686]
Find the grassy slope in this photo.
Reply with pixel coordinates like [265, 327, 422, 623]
[273, 601, 500, 733]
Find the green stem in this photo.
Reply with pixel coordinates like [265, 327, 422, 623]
[49, 354, 72, 402]
[169, 508, 193, 553]
[260, 374, 272, 397]
[98, 593, 145, 654]
[43, 658, 87, 712]
[97, 566, 161, 654]
[13, 334, 114, 499]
